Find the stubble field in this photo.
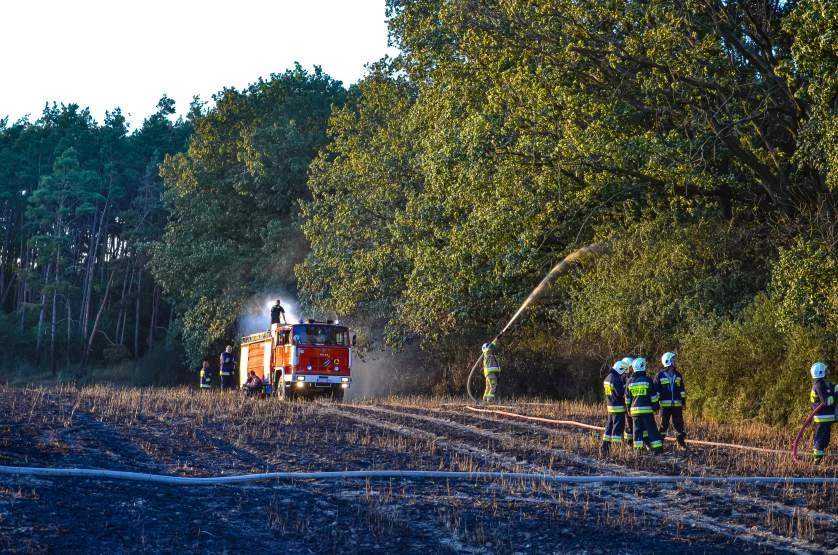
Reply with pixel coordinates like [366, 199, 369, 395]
[0, 385, 836, 554]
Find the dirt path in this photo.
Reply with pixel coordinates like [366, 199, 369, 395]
[0, 387, 835, 554]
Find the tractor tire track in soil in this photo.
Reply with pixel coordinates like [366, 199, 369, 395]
[0, 386, 835, 554]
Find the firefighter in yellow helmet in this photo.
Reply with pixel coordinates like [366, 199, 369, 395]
[482, 341, 501, 403]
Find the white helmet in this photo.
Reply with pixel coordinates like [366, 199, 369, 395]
[661, 352, 676, 368]
[632, 357, 647, 373]
[482, 342, 494, 353]
[621, 356, 634, 368]
[810, 362, 828, 379]
[612, 360, 629, 375]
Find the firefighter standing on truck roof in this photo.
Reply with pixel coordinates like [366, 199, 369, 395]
[482, 342, 500, 403]
[270, 299, 287, 325]
[625, 357, 663, 454]
[199, 361, 211, 390]
[601, 359, 629, 454]
[655, 352, 688, 448]
[810, 362, 835, 465]
[219, 345, 236, 391]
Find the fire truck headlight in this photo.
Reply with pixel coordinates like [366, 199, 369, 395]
[341, 383, 348, 389]
[296, 376, 305, 382]
[296, 381, 306, 389]
[341, 377, 349, 383]
[306, 365, 312, 371]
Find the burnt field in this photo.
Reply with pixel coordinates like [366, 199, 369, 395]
[0, 386, 837, 554]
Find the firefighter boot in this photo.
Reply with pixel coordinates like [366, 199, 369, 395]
[600, 441, 610, 455]
[676, 432, 687, 449]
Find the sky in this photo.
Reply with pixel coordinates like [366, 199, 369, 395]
[0, 0, 398, 130]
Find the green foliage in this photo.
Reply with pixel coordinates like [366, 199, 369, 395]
[0, 100, 190, 375]
[681, 294, 827, 425]
[152, 65, 345, 364]
[562, 214, 763, 360]
[298, 0, 837, 424]
[770, 239, 838, 334]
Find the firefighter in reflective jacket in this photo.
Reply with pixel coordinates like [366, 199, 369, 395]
[219, 345, 236, 391]
[655, 352, 687, 448]
[199, 360, 211, 390]
[482, 342, 500, 403]
[625, 357, 663, 453]
[810, 362, 835, 464]
[601, 359, 629, 454]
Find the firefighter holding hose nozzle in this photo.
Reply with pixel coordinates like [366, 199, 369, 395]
[810, 362, 835, 465]
[482, 342, 501, 403]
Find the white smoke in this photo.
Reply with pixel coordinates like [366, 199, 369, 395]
[344, 345, 428, 400]
[237, 293, 302, 338]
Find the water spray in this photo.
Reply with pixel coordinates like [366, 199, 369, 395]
[466, 242, 611, 401]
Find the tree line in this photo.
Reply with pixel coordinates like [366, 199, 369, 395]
[297, 0, 837, 423]
[4, 1, 836, 424]
[0, 98, 192, 379]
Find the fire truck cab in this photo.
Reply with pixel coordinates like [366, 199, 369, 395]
[239, 320, 353, 400]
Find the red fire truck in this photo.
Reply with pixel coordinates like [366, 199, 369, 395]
[239, 320, 353, 400]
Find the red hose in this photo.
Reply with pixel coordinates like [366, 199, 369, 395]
[792, 402, 825, 462]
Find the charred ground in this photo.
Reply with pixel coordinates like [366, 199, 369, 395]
[0, 386, 836, 554]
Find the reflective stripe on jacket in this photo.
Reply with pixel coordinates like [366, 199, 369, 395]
[603, 370, 626, 413]
[625, 372, 659, 416]
[483, 353, 501, 376]
[654, 369, 686, 408]
[811, 379, 836, 423]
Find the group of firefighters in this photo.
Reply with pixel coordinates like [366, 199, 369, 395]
[600, 353, 686, 455]
[199, 300, 290, 395]
[198, 345, 263, 396]
[482, 342, 836, 463]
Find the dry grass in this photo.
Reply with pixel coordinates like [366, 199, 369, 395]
[3, 385, 838, 551]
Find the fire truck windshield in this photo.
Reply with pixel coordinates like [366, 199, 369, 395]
[292, 325, 350, 346]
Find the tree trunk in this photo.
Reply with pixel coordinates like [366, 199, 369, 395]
[35, 262, 52, 367]
[133, 270, 142, 358]
[79, 271, 114, 375]
[66, 296, 72, 371]
[50, 250, 61, 376]
[115, 266, 130, 344]
[79, 200, 109, 342]
[147, 285, 159, 349]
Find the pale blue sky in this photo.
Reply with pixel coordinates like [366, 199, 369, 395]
[0, 0, 397, 129]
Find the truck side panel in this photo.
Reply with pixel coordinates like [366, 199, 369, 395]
[239, 346, 250, 388]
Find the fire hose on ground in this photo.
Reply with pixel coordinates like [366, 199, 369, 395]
[465, 406, 794, 456]
[1, 465, 837, 486]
